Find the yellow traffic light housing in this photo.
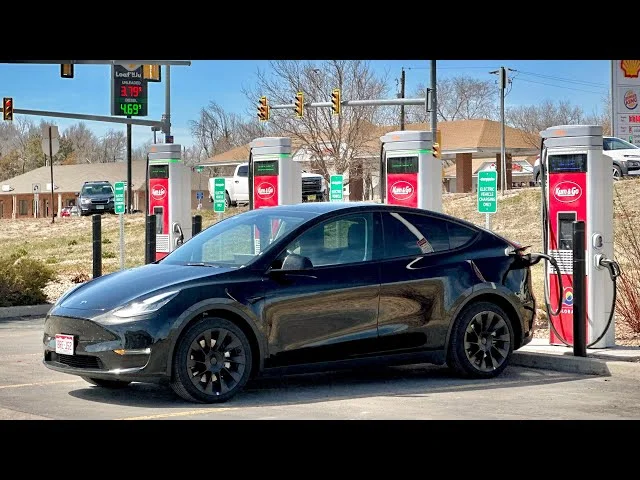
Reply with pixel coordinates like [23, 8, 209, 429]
[331, 88, 341, 116]
[295, 91, 304, 117]
[143, 64, 162, 82]
[61, 63, 74, 78]
[258, 96, 270, 121]
[3, 97, 13, 121]
[433, 130, 442, 158]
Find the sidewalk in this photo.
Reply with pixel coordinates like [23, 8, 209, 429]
[0, 304, 52, 320]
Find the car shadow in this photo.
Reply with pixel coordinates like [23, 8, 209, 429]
[66, 363, 589, 410]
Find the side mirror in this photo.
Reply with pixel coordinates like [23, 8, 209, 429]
[280, 253, 313, 271]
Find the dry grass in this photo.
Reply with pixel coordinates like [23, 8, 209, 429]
[2, 178, 640, 344]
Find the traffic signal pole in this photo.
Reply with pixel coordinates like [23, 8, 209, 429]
[268, 97, 429, 111]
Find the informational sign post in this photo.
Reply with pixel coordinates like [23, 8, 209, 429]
[213, 178, 225, 215]
[612, 60, 640, 146]
[114, 181, 126, 269]
[330, 175, 343, 202]
[477, 170, 497, 230]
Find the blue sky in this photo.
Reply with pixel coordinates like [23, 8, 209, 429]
[0, 60, 611, 149]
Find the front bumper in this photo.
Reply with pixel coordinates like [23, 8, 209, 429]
[80, 202, 114, 214]
[625, 160, 640, 172]
[42, 312, 171, 383]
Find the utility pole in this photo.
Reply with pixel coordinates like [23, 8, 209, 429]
[490, 66, 508, 196]
[400, 67, 406, 130]
[430, 60, 437, 142]
[127, 117, 132, 213]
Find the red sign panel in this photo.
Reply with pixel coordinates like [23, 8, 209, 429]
[253, 177, 279, 209]
[387, 173, 418, 208]
[547, 172, 588, 345]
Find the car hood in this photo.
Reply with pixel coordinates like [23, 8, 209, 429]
[53, 263, 236, 315]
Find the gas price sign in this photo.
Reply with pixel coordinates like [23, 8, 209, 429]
[111, 64, 148, 117]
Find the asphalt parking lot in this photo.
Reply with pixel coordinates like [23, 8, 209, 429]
[1, 316, 640, 420]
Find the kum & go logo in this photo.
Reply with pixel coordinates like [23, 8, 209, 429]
[257, 182, 275, 199]
[553, 181, 582, 203]
[390, 181, 414, 200]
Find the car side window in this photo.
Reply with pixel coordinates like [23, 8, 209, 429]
[283, 213, 374, 267]
[237, 165, 248, 177]
[610, 138, 638, 150]
[603, 139, 612, 151]
[382, 212, 475, 259]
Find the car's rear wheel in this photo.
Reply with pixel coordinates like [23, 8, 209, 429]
[447, 301, 514, 379]
[225, 192, 231, 209]
[171, 317, 252, 403]
[613, 164, 622, 180]
[81, 377, 131, 389]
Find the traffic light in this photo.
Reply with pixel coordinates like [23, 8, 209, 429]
[294, 91, 304, 117]
[60, 63, 74, 78]
[331, 88, 341, 116]
[433, 130, 442, 158]
[257, 96, 270, 121]
[3, 97, 13, 121]
[143, 64, 162, 82]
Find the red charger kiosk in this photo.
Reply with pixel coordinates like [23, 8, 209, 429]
[148, 144, 192, 261]
[379, 130, 442, 212]
[540, 125, 615, 348]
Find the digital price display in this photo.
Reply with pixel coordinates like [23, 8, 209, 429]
[548, 154, 588, 173]
[387, 156, 419, 174]
[253, 160, 279, 176]
[111, 64, 148, 117]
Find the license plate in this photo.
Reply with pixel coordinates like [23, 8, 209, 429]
[55, 334, 74, 355]
[97, 205, 105, 210]
[307, 195, 316, 201]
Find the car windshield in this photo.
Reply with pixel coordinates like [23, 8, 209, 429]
[161, 208, 318, 268]
[82, 184, 113, 195]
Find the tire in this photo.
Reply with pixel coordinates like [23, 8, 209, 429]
[171, 317, 253, 404]
[446, 301, 515, 379]
[535, 172, 541, 185]
[613, 164, 622, 180]
[225, 192, 231, 209]
[81, 377, 131, 389]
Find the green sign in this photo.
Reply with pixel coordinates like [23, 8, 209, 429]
[477, 171, 497, 214]
[330, 175, 343, 202]
[213, 177, 225, 213]
[196, 166, 204, 173]
[114, 181, 126, 214]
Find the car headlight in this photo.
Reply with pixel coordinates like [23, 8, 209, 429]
[112, 290, 179, 318]
[54, 283, 85, 307]
[81, 198, 91, 204]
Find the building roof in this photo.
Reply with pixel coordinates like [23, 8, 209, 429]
[0, 161, 211, 196]
[203, 119, 540, 165]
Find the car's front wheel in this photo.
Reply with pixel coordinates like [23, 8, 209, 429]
[171, 317, 253, 403]
[613, 164, 623, 180]
[447, 301, 514, 379]
[81, 377, 131, 389]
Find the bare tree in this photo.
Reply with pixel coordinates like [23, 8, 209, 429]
[505, 99, 586, 148]
[95, 130, 126, 163]
[407, 76, 499, 123]
[189, 101, 247, 158]
[62, 122, 98, 164]
[584, 94, 612, 136]
[241, 60, 391, 182]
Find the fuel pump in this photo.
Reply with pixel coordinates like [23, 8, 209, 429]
[147, 144, 192, 261]
[537, 125, 620, 348]
[248, 136, 302, 210]
[379, 130, 442, 212]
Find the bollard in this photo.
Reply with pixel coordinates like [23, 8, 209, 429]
[92, 214, 102, 278]
[192, 215, 202, 237]
[572, 221, 587, 357]
[145, 214, 156, 264]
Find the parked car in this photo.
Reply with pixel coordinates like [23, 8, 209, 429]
[210, 162, 327, 208]
[78, 181, 115, 215]
[43, 202, 536, 404]
[533, 135, 640, 183]
[60, 207, 72, 217]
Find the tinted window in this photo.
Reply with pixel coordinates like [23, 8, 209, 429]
[382, 212, 450, 259]
[611, 138, 639, 150]
[603, 138, 612, 151]
[448, 221, 478, 249]
[284, 213, 374, 267]
[237, 165, 248, 177]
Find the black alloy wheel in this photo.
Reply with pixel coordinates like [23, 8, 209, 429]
[171, 317, 252, 403]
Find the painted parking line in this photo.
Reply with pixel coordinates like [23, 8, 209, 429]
[0, 379, 82, 389]
[119, 407, 239, 420]
[0, 353, 41, 359]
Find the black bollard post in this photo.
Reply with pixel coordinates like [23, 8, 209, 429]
[192, 215, 202, 237]
[145, 214, 156, 264]
[92, 214, 102, 279]
[573, 221, 587, 357]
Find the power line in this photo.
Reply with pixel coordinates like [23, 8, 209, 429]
[511, 69, 607, 88]
[513, 77, 606, 95]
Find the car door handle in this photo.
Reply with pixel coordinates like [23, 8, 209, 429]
[235, 180, 240, 183]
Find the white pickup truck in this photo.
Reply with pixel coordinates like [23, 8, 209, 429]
[209, 162, 327, 207]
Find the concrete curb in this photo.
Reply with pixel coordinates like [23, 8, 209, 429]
[0, 304, 52, 319]
[511, 351, 640, 379]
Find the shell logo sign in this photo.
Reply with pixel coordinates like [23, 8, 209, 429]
[621, 60, 640, 79]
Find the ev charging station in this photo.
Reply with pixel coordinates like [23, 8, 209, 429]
[379, 130, 442, 212]
[248, 137, 302, 210]
[539, 125, 617, 348]
[147, 144, 192, 261]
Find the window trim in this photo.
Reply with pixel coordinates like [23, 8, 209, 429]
[274, 211, 380, 270]
[379, 210, 480, 262]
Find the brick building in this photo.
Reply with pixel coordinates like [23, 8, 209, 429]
[0, 161, 211, 220]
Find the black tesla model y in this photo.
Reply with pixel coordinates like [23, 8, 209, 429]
[43, 202, 537, 403]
